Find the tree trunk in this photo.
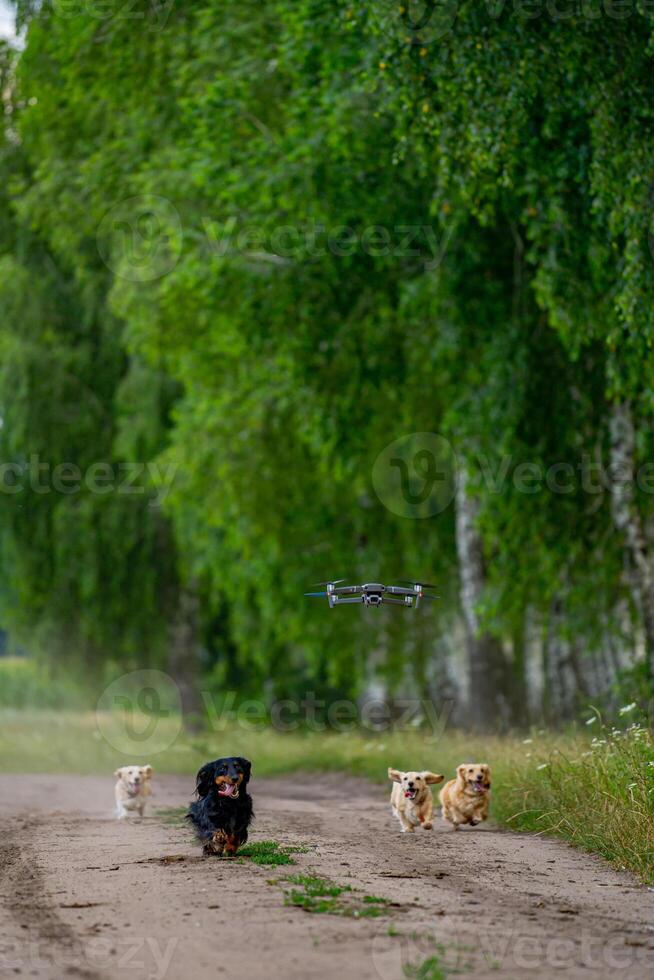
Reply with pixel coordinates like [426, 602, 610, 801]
[455, 465, 509, 730]
[609, 401, 654, 677]
[543, 596, 575, 723]
[167, 584, 203, 729]
[510, 619, 529, 727]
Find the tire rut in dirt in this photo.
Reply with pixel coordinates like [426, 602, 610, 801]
[0, 817, 103, 980]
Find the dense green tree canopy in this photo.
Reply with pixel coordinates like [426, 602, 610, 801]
[2, 2, 654, 721]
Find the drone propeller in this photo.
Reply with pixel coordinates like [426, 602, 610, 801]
[419, 593, 440, 600]
[305, 591, 329, 597]
[396, 579, 437, 589]
[312, 579, 347, 587]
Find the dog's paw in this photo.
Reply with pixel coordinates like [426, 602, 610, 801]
[224, 834, 241, 856]
[203, 829, 228, 856]
[422, 821, 433, 830]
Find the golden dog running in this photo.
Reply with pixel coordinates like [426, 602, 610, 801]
[439, 763, 491, 830]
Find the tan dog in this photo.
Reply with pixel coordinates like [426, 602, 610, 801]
[439, 763, 491, 830]
[114, 765, 153, 820]
[388, 768, 444, 833]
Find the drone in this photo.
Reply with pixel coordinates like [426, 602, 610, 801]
[305, 580, 439, 609]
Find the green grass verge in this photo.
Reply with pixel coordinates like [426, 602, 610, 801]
[496, 721, 654, 883]
[1, 709, 652, 883]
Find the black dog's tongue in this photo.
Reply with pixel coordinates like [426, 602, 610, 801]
[218, 783, 236, 797]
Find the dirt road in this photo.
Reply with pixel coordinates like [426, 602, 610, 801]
[0, 773, 652, 980]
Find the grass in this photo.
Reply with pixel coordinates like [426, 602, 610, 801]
[280, 873, 389, 917]
[0, 706, 554, 776]
[401, 937, 475, 978]
[403, 955, 447, 980]
[237, 840, 308, 866]
[1, 707, 652, 883]
[496, 720, 654, 883]
[284, 873, 350, 914]
[0, 658, 87, 710]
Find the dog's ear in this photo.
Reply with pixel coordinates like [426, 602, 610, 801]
[143, 765, 153, 778]
[114, 768, 124, 778]
[237, 758, 252, 783]
[388, 768, 402, 783]
[423, 771, 444, 785]
[195, 763, 214, 798]
[457, 764, 467, 780]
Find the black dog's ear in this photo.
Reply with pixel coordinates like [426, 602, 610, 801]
[237, 757, 252, 783]
[195, 763, 215, 798]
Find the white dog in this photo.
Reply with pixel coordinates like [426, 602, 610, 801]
[388, 768, 444, 833]
[114, 765, 153, 820]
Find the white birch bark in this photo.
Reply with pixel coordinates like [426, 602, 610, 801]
[609, 401, 654, 675]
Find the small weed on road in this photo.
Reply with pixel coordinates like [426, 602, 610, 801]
[279, 873, 391, 917]
[238, 841, 308, 866]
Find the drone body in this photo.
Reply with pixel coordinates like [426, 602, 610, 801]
[305, 580, 438, 610]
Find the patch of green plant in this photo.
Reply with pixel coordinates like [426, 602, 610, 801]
[286, 889, 342, 914]
[282, 873, 391, 917]
[398, 936, 475, 978]
[286, 873, 349, 897]
[353, 904, 387, 918]
[403, 955, 446, 980]
[284, 873, 346, 913]
[238, 840, 307, 866]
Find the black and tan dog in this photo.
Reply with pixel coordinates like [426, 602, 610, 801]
[187, 756, 253, 856]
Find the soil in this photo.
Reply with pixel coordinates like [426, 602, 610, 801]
[0, 773, 653, 979]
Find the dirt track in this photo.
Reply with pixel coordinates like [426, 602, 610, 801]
[0, 773, 653, 980]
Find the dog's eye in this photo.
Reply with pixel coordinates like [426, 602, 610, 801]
[468, 768, 473, 773]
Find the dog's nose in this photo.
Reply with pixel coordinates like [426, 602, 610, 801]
[408, 781, 414, 787]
